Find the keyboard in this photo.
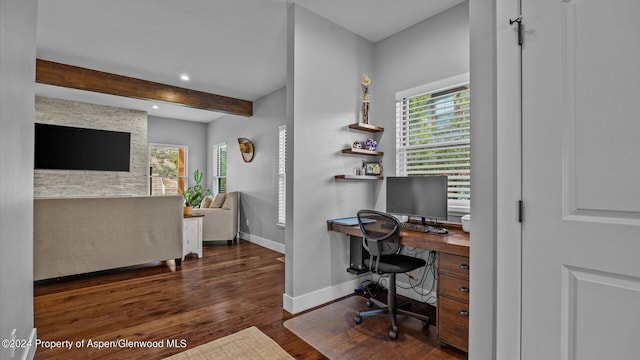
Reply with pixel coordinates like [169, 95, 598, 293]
[399, 222, 433, 233]
[399, 222, 450, 234]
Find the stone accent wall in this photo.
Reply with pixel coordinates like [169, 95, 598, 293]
[34, 96, 148, 197]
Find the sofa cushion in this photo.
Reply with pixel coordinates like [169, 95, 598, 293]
[211, 193, 226, 208]
[201, 195, 213, 209]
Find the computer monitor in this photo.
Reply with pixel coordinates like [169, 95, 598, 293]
[386, 176, 448, 224]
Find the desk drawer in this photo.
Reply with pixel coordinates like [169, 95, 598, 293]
[438, 253, 470, 279]
[438, 296, 469, 352]
[438, 274, 469, 303]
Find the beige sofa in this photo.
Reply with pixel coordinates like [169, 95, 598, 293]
[194, 191, 239, 242]
[34, 195, 183, 281]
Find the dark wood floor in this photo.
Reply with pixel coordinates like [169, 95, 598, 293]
[34, 240, 466, 360]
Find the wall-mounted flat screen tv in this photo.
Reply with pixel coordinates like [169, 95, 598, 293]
[35, 123, 131, 171]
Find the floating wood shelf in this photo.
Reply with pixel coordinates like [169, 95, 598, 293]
[338, 123, 384, 182]
[334, 175, 384, 180]
[341, 148, 384, 156]
[348, 123, 384, 133]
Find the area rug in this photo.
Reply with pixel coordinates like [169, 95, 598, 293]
[163, 326, 294, 360]
[284, 296, 453, 360]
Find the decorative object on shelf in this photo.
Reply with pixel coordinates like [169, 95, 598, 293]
[238, 138, 255, 163]
[352, 141, 363, 149]
[364, 138, 377, 151]
[361, 74, 370, 124]
[183, 169, 212, 213]
[364, 161, 382, 176]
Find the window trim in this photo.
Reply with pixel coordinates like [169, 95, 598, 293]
[395, 73, 471, 215]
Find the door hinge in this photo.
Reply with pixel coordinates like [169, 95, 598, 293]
[518, 200, 524, 223]
[509, 16, 523, 46]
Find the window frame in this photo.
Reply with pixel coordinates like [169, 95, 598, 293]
[395, 73, 471, 215]
[277, 125, 287, 227]
[212, 142, 227, 194]
[148, 143, 188, 196]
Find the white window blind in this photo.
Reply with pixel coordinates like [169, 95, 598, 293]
[396, 75, 470, 212]
[277, 125, 287, 227]
[212, 143, 227, 194]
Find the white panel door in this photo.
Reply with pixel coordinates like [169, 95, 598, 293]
[521, 0, 640, 359]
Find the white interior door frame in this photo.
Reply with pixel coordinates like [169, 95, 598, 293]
[469, 0, 523, 358]
[496, 0, 523, 358]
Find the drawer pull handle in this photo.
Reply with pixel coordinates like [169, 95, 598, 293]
[459, 264, 469, 270]
[459, 286, 469, 293]
[458, 310, 469, 317]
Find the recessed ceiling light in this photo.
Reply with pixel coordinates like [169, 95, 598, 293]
[152, 105, 159, 109]
[180, 74, 190, 81]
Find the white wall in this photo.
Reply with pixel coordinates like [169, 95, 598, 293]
[207, 87, 288, 250]
[373, 1, 470, 208]
[469, 0, 498, 359]
[285, 4, 376, 313]
[0, 0, 38, 359]
[148, 115, 208, 188]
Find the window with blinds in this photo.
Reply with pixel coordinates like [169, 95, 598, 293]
[277, 125, 287, 227]
[212, 143, 227, 194]
[395, 74, 470, 212]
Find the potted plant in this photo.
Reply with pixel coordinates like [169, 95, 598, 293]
[183, 169, 212, 216]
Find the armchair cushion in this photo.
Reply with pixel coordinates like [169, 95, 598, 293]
[211, 193, 226, 208]
[201, 195, 213, 209]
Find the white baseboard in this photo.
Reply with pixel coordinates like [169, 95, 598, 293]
[281, 278, 436, 314]
[239, 232, 285, 254]
[20, 328, 37, 360]
[283, 277, 365, 314]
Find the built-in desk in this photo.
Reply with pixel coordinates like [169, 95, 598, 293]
[327, 220, 470, 352]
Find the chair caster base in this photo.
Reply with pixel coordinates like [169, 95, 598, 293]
[355, 315, 362, 324]
[389, 329, 398, 340]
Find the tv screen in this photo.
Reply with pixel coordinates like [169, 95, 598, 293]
[35, 123, 131, 172]
[386, 176, 448, 221]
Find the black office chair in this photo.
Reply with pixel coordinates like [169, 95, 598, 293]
[354, 210, 430, 340]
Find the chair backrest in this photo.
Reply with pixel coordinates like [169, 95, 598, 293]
[357, 210, 401, 257]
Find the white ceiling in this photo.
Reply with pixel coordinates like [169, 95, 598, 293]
[36, 0, 465, 122]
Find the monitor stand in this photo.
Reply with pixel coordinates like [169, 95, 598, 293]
[421, 217, 442, 233]
[421, 217, 439, 226]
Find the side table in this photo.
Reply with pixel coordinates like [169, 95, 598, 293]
[182, 213, 204, 260]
